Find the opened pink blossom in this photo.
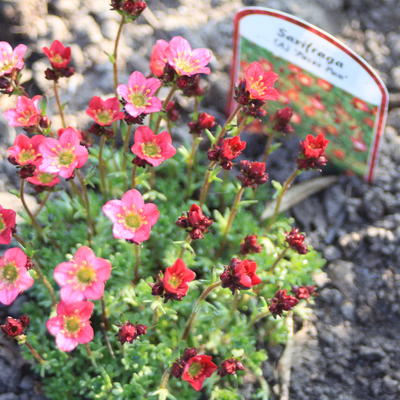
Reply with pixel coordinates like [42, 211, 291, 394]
[0, 206, 16, 245]
[54, 246, 112, 303]
[102, 189, 160, 243]
[131, 126, 176, 167]
[4, 96, 42, 127]
[39, 128, 88, 179]
[46, 300, 94, 352]
[0, 248, 33, 306]
[0, 42, 27, 77]
[8, 134, 45, 166]
[117, 71, 161, 118]
[86, 96, 124, 126]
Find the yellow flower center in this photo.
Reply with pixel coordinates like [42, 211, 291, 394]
[37, 173, 55, 184]
[125, 213, 143, 230]
[248, 75, 267, 97]
[58, 150, 75, 166]
[51, 54, 64, 64]
[96, 110, 112, 125]
[18, 148, 36, 163]
[64, 316, 81, 334]
[76, 265, 96, 285]
[141, 142, 161, 158]
[188, 362, 203, 378]
[174, 56, 199, 74]
[2, 263, 18, 283]
[167, 274, 183, 289]
[130, 92, 148, 107]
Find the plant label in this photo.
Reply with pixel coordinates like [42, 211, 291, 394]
[229, 8, 388, 181]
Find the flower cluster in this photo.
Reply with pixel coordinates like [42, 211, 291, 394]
[271, 107, 294, 134]
[151, 259, 196, 302]
[188, 112, 216, 134]
[269, 289, 299, 317]
[218, 359, 245, 377]
[235, 61, 279, 118]
[150, 36, 212, 93]
[43, 40, 74, 81]
[240, 235, 263, 255]
[292, 285, 317, 300]
[207, 136, 247, 170]
[238, 160, 268, 188]
[220, 258, 262, 294]
[297, 133, 329, 170]
[111, 0, 147, 19]
[176, 204, 213, 240]
[117, 322, 147, 344]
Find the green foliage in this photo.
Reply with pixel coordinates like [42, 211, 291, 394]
[18, 123, 325, 400]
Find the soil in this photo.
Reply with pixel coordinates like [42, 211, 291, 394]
[0, 0, 399, 399]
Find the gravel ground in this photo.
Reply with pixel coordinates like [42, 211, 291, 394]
[0, 0, 399, 399]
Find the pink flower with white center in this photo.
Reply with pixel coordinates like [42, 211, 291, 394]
[27, 171, 60, 187]
[42, 40, 71, 69]
[46, 300, 94, 352]
[0, 206, 16, 245]
[150, 39, 169, 77]
[54, 246, 111, 303]
[86, 96, 125, 126]
[165, 36, 212, 77]
[102, 189, 160, 243]
[117, 71, 161, 118]
[39, 128, 88, 179]
[7, 134, 45, 166]
[0, 42, 27, 77]
[4, 96, 42, 127]
[131, 126, 176, 167]
[0, 248, 33, 305]
[244, 62, 280, 101]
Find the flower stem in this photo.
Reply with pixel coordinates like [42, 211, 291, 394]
[76, 170, 95, 244]
[177, 234, 191, 259]
[33, 190, 51, 217]
[250, 309, 270, 326]
[154, 85, 177, 134]
[19, 179, 44, 238]
[100, 298, 115, 359]
[214, 104, 241, 143]
[24, 341, 45, 364]
[218, 186, 245, 254]
[269, 247, 289, 273]
[261, 132, 274, 164]
[84, 343, 98, 368]
[181, 281, 222, 341]
[131, 164, 137, 187]
[53, 81, 66, 129]
[98, 135, 107, 195]
[185, 134, 201, 199]
[264, 168, 301, 232]
[158, 369, 171, 399]
[198, 161, 216, 207]
[121, 126, 133, 185]
[133, 244, 141, 284]
[113, 15, 126, 93]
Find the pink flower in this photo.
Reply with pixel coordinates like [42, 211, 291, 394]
[0, 42, 27, 77]
[86, 96, 124, 126]
[131, 126, 176, 167]
[26, 171, 60, 187]
[165, 36, 212, 77]
[4, 96, 42, 127]
[54, 246, 111, 302]
[244, 62, 279, 101]
[117, 71, 161, 118]
[150, 39, 169, 77]
[46, 300, 94, 352]
[0, 206, 16, 245]
[39, 128, 88, 179]
[102, 189, 160, 243]
[42, 40, 71, 69]
[7, 134, 45, 166]
[57, 127, 83, 141]
[0, 248, 33, 305]
[162, 259, 196, 300]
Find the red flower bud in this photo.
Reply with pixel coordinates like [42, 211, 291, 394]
[117, 321, 147, 344]
[269, 289, 299, 317]
[1, 317, 26, 337]
[297, 133, 329, 170]
[285, 228, 308, 254]
[218, 359, 245, 377]
[240, 235, 262, 255]
[292, 285, 317, 300]
[238, 160, 268, 188]
[271, 107, 294, 133]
